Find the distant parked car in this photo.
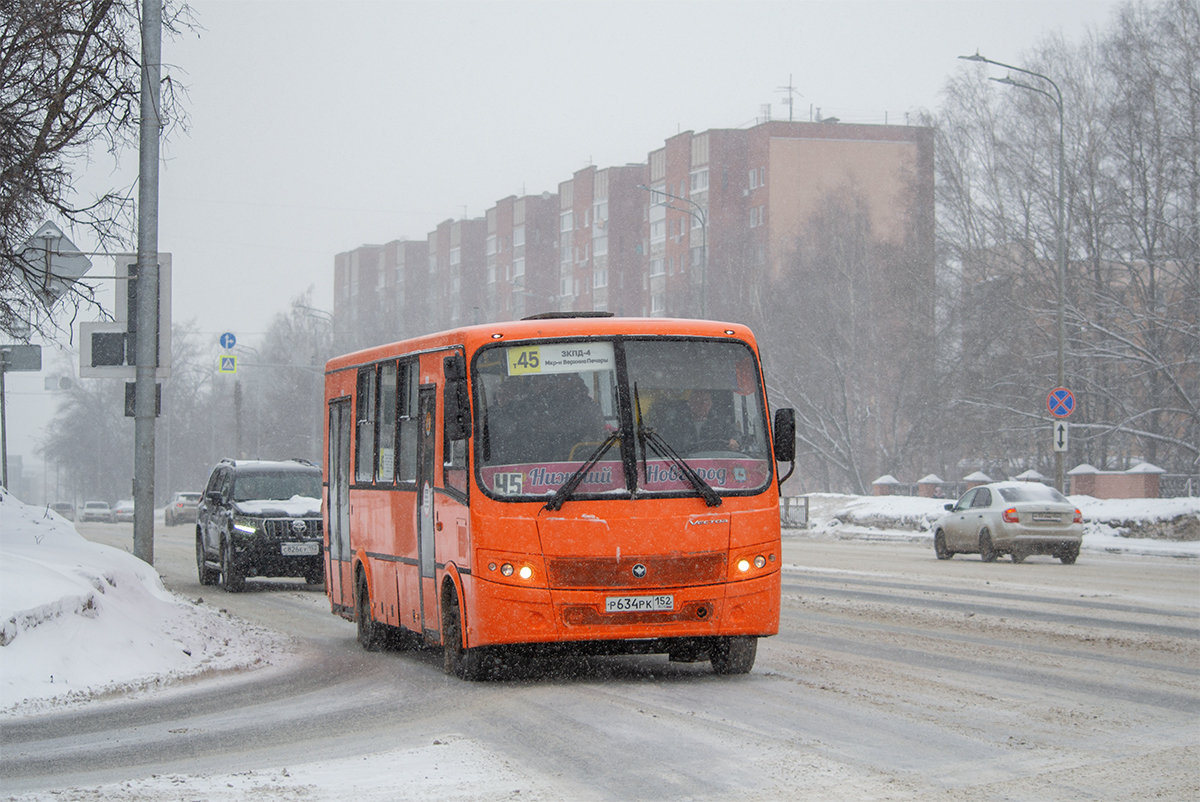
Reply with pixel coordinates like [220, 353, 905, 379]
[79, 501, 114, 523]
[933, 481, 1083, 564]
[49, 502, 75, 521]
[113, 499, 136, 523]
[165, 491, 201, 526]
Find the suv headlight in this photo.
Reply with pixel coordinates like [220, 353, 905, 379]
[232, 517, 260, 537]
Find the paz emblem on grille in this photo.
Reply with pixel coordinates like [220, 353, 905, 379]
[632, 563, 647, 579]
[291, 519, 308, 534]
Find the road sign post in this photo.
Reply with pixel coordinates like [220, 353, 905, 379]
[1046, 387, 1075, 493]
[0, 345, 43, 491]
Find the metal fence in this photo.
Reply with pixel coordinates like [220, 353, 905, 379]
[865, 475, 1198, 500]
[779, 496, 809, 528]
[1161, 474, 1199, 498]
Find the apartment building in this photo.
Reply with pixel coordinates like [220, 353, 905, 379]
[486, 193, 559, 322]
[334, 118, 934, 343]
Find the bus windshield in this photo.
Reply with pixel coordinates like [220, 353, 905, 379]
[474, 337, 771, 501]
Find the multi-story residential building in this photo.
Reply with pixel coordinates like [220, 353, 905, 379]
[643, 120, 934, 324]
[485, 193, 558, 321]
[382, 239, 429, 340]
[333, 243, 384, 350]
[556, 164, 648, 316]
[335, 118, 933, 339]
[428, 217, 487, 329]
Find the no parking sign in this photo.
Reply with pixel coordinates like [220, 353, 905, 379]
[1047, 387, 1075, 418]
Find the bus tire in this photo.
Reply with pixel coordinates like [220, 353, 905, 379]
[711, 636, 757, 675]
[355, 572, 386, 652]
[442, 586, 486, 680]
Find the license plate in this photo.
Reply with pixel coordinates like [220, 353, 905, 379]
[605, 595, 674, 613]
[281, 541, 319, 556]
[1032, 513, 1061, 522]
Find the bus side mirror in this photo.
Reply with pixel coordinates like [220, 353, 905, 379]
[773, 408, 796, 462]
[443, 354, 472, 441]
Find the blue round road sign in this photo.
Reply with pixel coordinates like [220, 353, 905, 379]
[219, 332, 236, 350]
[1047, 387, 1075, 418]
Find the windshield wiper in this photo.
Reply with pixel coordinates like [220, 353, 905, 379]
[633, 385, 721, 507]
[543, 430, 623, 512]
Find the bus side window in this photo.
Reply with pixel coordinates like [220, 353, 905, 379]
[377, 362, 397, 483]
[443, 353, 469, 495]
[356, 367, 377, 483]
[397, 361, 419, 483]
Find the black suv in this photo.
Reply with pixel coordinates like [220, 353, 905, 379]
[196, 458, 324, 592]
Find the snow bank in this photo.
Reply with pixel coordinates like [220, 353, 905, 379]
[0, 488, 291, 718]
[797, 490, 1200, 557]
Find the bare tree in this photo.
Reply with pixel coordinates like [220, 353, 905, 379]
[247, 290, 334, 463]
[0, 0, 190, 339]
[935, 0, 1199, 476]
[764, 182, 937, 493]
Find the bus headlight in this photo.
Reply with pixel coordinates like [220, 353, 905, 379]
[501, 563, 514, 576]
[728, 546, 777, 580]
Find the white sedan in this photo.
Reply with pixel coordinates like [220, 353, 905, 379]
[933, 481, 1083, 564]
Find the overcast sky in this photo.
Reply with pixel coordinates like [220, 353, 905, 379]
[8, 0, 1123, 478]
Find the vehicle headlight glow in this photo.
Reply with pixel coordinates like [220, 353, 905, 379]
[737, 558, 751, 572]
[232, 518, 258, 535]
[518, 565, 533, 580]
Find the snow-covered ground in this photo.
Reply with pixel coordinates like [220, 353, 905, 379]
[795, 491, 1200, 558]
[0, 487, 292, 719]
[2, 485, 1197, 800]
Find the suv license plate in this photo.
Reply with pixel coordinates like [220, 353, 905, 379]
[281, 542, 319, 556]
[605, 595, 674, 613]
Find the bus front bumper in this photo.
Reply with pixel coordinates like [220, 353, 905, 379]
[465, 571, 779, 648]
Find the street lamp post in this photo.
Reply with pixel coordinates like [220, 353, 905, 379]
[959, 51, 1068, 493]
[638, 184, 708, 318]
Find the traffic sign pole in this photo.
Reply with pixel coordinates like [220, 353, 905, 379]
[132, 0, 163, 567]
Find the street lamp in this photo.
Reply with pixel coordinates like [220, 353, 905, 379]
[959, 51, 1068, 493]
[638, 184, 708, 318]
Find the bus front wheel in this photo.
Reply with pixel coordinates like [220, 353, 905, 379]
[442, 586, 486, 681]
[711, 636, 757, 675]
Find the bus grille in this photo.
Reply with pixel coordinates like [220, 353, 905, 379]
[545, 553, 725, 589]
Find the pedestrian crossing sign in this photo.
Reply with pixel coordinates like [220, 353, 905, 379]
[219, 355, 237, 374]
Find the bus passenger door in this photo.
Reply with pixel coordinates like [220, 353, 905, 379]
[327, 399, 353, 613]
[417, 386, 438, 639]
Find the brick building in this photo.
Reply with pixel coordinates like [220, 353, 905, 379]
[334, 118, 934, 345]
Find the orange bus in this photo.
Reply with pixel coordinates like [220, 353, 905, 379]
[323, 314, 796, 679]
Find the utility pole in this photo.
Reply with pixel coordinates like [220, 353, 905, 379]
[133, 0, 163, 564]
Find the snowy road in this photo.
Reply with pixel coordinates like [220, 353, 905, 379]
[3, 525, 1197, 801]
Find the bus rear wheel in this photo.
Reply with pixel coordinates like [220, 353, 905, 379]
[442, 587, 486, 681]
[355, 573, 386, 652]
[711, 636, 757, 675]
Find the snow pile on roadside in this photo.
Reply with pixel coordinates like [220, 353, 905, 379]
[0, 488, 291, 718]
[798, 490, 1200, 557]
